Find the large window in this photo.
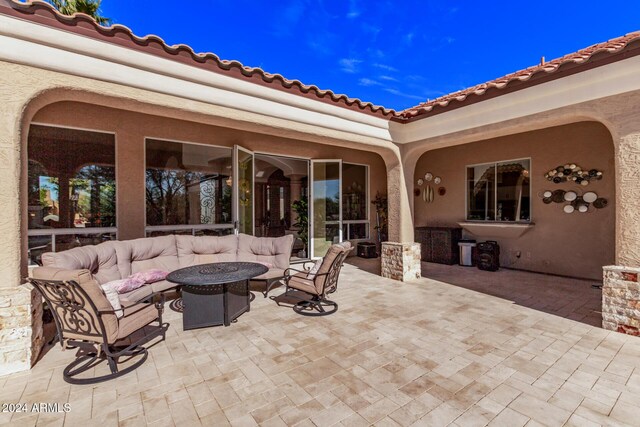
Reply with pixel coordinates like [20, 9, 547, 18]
[145, 139, 233, 236]
[467, 159, 531, 222]
[342, 163, 369, 239]
[27, 125, 116, 264]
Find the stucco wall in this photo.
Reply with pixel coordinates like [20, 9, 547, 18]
[413, 121, 615, 280]
[32, 101, 387, 242]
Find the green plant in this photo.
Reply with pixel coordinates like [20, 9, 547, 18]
[292, 196, 309, 249]
[372, 192, 388, 242]
[46, 0, 112, 25]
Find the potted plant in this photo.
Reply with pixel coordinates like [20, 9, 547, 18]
[372, 192, 388, 244]
[292, 196, 309, 258]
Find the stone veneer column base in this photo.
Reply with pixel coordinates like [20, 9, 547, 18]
[381, 242, 421, 282]
[0, 285, 44, 376]
[603, 265, 640, 336]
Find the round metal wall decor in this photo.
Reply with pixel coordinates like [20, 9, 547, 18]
[544, 163, 603, 185]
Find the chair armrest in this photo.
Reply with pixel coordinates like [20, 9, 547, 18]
[284, 267, 312, 279]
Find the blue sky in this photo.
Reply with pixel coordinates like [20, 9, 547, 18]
[99, 1, 640, 111]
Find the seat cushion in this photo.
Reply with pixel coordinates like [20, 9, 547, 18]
[287, 272, 318, 296]
[118, 285, 154, 306]
[176, 234, 238, 267]
[115, 303, 159, 342]
[252, 268, 285, 281]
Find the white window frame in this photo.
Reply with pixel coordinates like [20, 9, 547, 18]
[465, 157, 532, 223]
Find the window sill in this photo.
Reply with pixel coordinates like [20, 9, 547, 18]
[458, 222, 534, 239]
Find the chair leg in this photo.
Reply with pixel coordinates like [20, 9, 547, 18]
[62, 344, 148, 385]
[293, 295, 338, 316]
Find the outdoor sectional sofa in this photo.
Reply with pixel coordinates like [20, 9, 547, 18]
[31, 233, 295, 304]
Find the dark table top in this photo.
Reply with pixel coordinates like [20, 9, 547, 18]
[167, 262, 269, 286]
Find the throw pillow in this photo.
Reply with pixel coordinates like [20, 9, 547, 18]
[306, 258, 323, 279]
[109, 276, 146, 294]
[101, 283, 124, 318]
[133, 269, 169, 284]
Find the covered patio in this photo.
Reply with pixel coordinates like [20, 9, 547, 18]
[1, 262, 637, 426]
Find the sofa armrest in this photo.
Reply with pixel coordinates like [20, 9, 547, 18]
[30, 266, 94, 284]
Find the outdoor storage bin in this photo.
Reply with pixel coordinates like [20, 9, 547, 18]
[458, 240, 476, 267]
[357, 242, 377, 258]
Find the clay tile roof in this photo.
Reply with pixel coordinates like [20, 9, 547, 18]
[399, 31, 640, 121]
[1, 0, 397, 118]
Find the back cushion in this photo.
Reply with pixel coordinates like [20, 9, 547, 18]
[41, 241, 121, 285]
[176, 235, 239, 267]
[114, 235, 179, 277]
[237, 234, 294, 269]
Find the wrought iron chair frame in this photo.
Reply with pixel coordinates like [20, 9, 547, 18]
[282, 248, 352, 316]
[29, 278, 169, 384]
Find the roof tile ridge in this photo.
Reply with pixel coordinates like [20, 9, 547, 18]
[400, 30, 640, 119]
[5, 0, 398, 118]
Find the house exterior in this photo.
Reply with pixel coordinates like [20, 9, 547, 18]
[1, 0, 640, 375]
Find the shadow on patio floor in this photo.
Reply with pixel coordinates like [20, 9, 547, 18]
[346, 256, 603, 328]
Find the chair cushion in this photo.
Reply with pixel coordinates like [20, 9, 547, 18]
[116, 303, 159, 342]
[41, 241, 121, 284]
[114, 235, 179, 277]
[287, 272, 318, 296]
[101, 283, 123, 318]
[176, 235, 238, 267]
[118, 285, 154, 306]
[237, 234, 294, 270]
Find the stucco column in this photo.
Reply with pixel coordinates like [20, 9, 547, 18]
[115, 125, 146, 240]
[289, 174, 304, 225]
[603, 132, 640, 335]
[0, 96, 43, 375]
[380, 149, 420, 281]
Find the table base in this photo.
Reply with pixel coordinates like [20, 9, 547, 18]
[181, 280, 250, 330]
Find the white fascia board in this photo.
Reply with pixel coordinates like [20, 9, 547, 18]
[392, 54, 640, 144]
[0, 14, 392, 142]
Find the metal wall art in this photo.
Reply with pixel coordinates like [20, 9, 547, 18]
[419, 172, 444, 202]
[544, 163, 602, 186]
[540, 189, 607, 214]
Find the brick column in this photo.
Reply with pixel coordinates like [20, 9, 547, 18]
[603, 266, 640, 335]
[0, 97, 44, 375]
[380, 149, 420, 282]
[381, 242, 421, 281]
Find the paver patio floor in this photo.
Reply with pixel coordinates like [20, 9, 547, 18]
[2, 260, 640, 426]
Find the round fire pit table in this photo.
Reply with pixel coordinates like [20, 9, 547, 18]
[167, 262, 268, 330]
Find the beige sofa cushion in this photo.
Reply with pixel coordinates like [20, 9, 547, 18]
[41, 241, 121, 285]
[114, 235, 179, 277]
[176, 234, 238, 267]
[237, 234, 294, 270]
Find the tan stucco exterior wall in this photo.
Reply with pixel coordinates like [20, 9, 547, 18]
[32, 101, 388, 241]
[413, 122, 615, 280]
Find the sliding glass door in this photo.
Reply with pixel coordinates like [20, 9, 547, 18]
[233, 145, 254, 235]
[310, 160, 342, 258]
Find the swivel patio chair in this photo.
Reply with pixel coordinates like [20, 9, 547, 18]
[281, 243, 353, 316]
[28, 277, 169, 384]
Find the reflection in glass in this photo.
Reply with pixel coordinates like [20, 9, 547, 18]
[496, 159, 530, 222]
[236, 148, 253, 235]
[312, 161, 341, 257]
[28, 125, 116, 230]
[342, 164, 367, 220]
[146, 139, 232, 226]
[466, 159, 530, 222]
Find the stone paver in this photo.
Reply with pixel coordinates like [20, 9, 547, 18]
[1, 260, 638, 426]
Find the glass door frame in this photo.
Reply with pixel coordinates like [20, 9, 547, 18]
[233, 145, 255, 235]
[310, 159, 343, 259]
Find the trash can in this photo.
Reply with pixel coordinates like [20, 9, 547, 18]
[458, 240, 476, 267]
